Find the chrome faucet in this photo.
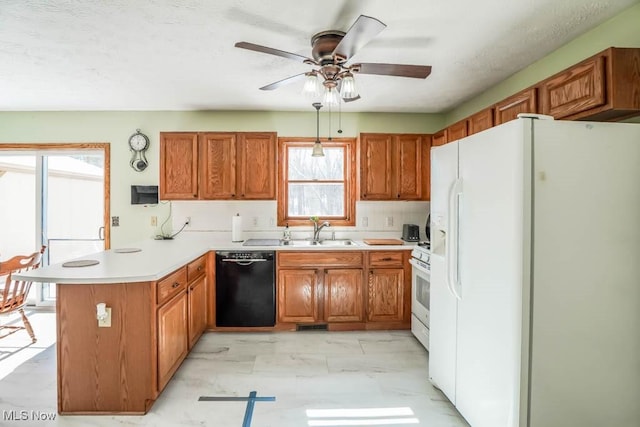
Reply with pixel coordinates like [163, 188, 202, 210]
[311, 217, 330, 242]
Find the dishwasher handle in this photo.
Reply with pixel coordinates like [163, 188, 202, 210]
[221, 258, 268, 265]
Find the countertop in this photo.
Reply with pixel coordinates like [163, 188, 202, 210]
[14, 233, 416, 284]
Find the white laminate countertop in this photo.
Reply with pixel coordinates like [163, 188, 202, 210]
[13, 233, 416, 284]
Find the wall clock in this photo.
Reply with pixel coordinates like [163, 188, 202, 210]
[129, 129, 150, 172]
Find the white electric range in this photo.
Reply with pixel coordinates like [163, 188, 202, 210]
[410, 242, 431, 350]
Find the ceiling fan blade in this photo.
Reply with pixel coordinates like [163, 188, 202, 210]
[355, 63, 432, 79]
[235, 42, 315, 64]
[343, 95, 361, 103]
[332, 15, 386, 61]
[259, 73, 308, 91]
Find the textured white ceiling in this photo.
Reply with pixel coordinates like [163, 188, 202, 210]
[0, 0, 636, 113]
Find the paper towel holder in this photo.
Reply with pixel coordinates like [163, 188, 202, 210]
[232, 213, 244, 242]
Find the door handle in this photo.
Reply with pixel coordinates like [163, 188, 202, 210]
[98, 226, 105, 240]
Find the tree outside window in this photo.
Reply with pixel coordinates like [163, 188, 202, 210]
[277, 138, 356, 227]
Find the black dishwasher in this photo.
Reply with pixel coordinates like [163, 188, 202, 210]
[215, 251, 275, 327]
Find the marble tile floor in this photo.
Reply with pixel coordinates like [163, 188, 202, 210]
[0, 308, 469, 427]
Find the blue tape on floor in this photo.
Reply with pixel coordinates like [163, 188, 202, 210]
[198, 391, 276, 427]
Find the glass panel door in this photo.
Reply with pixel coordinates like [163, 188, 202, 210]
[0, 155, 37, 259]
[0, 151, 105, 305]
[41, 153, 105, 303]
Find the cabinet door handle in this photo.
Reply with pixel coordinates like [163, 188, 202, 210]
[197, 266, 203, 271]
[381, 257, 393, 261]
[172, 282, 180, 288]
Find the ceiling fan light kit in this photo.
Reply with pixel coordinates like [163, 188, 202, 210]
[303, 72, 322, 98]
[235, 15, 431, 105]
[322, 81, 341, 106]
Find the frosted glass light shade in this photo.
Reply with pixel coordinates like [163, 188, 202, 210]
[311, 140, 325, 157]
[340, 74, 358, 99]
[302, 73, 321, 98]
[323, 86, 340, 106]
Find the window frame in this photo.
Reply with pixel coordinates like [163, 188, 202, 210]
[277, 137, 356, 227]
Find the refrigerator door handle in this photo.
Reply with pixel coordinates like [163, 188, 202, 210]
[447, 179, 463, 300]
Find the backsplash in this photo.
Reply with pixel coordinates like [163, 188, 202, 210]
[171, 200, 430, 241]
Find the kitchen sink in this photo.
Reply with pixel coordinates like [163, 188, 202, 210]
[281, 239, 316, 246]
[280, 239, 356, 247]
[318, 239, 355, 246]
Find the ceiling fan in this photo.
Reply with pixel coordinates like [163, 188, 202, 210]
[234, 15, 432, 103]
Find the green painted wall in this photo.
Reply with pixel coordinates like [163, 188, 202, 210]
[446, 2, 640, 125]
[0, 111, 443, 245]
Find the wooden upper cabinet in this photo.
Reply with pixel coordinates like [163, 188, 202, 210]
[360, 133, 426, 200]
[540, 47, 640, 121]
[200, 133, 237, 199]
[237, 133, 276, 199]
[159, 133, 199, 200]
[467, 108, 494, 135]
[447, 120, 468, 142]
[494, 88, 538, 125]
[395, 134, 422, 200]
[431, 129, 447, 147]
[540, 55, 605, 120]
[360, 133, 393, 200]
[160, 131, 276, 201]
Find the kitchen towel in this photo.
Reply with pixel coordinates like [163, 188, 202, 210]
[231, 214, 243, 242]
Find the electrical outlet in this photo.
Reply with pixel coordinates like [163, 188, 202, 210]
[151, 216, 157, 226]
[385, 216, 394, 227]
[111, 216, 119, 227]
[362, 216, 369, 227]
[98, 308, 112, 327]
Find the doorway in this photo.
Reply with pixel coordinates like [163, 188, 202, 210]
[0, 143, 110, 305]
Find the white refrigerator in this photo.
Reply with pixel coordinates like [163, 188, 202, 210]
[429, 116, 640, 427]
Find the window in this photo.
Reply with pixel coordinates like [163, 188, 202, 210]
[278, 137, 356, 226]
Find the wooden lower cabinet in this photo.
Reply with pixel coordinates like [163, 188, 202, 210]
[56, 255, 210, 414]
[365, 250, 411, 328]
[188, 274, 207, 348]
[277, 268, 363, 324]
[367, 268, 404, 322]
[324, 269, 364, 322]
[276, 250, 410, 329]
[277, 269, 320, 323]
[157, 289, 189, 391]
[277, 251, 364, 326]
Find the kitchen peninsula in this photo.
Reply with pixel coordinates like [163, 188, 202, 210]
[15, 234, 414, 414]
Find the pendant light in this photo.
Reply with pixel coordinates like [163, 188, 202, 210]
[311, 102, 324, 157]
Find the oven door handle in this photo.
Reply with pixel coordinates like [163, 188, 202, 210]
[409, 258, 430, 275]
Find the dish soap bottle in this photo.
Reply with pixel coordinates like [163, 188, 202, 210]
[282, 223, 291, 241]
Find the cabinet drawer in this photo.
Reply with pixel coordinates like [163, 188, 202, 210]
[278, 251, 363, 268]
[368, 251, 404, 268]
[187, 255, 206, 282]
[157, 267, 187, 305]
